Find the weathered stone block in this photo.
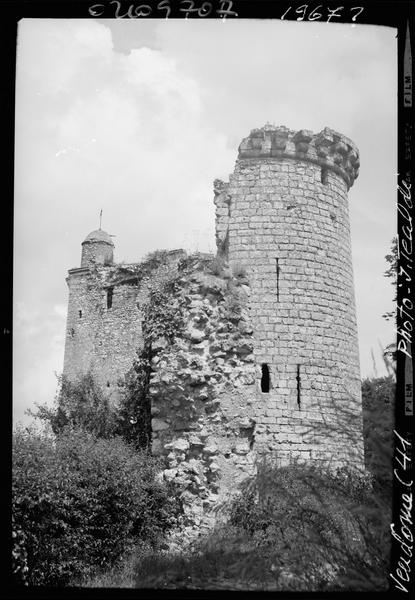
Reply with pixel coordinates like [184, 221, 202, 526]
[152, 418, 169, 431]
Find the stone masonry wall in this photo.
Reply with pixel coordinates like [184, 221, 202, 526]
[81, 240, 113, 268]
[63, 250, 187, 403]
[147, 259, 257, 529]
[215, 125, 364, 469]
[63, 265, 143, 402]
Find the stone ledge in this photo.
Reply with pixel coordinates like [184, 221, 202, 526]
[67, 267, 91, 276]
[237, 124, 359, 189]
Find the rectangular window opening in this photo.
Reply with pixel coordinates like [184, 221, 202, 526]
[261, 363, 270, 393]
[321, 167, 329, 185]
[78, 310, 82, 318]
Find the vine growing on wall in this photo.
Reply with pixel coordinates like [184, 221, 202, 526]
[118, 255, 190, 449]
[143, 276, 186, 343]
[117, 252, 248, 450]
[117, 351, 152, 450]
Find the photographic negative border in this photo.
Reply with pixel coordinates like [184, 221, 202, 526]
[2, 0, 414, 594]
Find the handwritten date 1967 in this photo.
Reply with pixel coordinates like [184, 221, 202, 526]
[281, 5, 364, 22]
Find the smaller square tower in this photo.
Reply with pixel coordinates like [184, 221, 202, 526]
[63, 229, 143, 402]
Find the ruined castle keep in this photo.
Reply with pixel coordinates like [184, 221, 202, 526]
[63, 124, 364, 520]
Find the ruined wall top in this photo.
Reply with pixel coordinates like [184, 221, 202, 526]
[238, 124, 360, 189]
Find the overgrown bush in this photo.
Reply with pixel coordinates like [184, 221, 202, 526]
[208, 256, 225, 276]
[117, 353, 152, 450]
[12, 427, 180, 586]
[361, 375, 395, 493]
[226, 461, 389, 591]
[132, 461, 389, 591]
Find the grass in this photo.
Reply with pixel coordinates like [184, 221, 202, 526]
[133, 526, 282, 591]
[72, 526, 282, 590]
[71, 541, 153, 588]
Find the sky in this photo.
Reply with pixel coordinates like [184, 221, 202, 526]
[14, 18, 397, 425]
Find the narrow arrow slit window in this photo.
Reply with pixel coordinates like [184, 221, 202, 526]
[275, 258, 280, 301]
[107, 287, 113, 309]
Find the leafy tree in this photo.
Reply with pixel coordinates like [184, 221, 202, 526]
[383, 236, 398, 312]
[29, 372, 119, 438]
[381, 236, 398, 374]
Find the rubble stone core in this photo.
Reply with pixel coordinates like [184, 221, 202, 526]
[62, 124, 365, 527]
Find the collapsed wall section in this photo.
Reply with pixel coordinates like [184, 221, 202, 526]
[146, 257, 257, 528]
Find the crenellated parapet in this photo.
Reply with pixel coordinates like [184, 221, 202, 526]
[238, 124, 360, 189]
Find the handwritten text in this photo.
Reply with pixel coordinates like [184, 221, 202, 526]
[88, 0, 238, 19]
[390, 431, 413, 592]
[397, 178, 413, 360]
[280, 5, 364, 22]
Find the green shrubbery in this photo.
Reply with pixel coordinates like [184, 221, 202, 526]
[133, 461, 389, 591]
[12, 427, 179, 586]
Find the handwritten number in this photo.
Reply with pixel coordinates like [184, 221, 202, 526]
[199, 2, 212, 16]
[95, 2, 364, 22]
[295, 4, 308, 21]
[180, 0, 196, 18]
[350, 6, 364, 21]
[109, 0, 151, 18]
[180, 0, 213, 18]
[308, 4, 322, 20]
[95, 0, 236, 20]
[109, 0, 123, 17]
[157, 0, 171, 18]
[217, 0, 238, 18]
[134, 4, 152, 16]
[327, 6, 343, 22]
[280, 4, 364, 23]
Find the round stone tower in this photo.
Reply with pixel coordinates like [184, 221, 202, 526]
[214, 124, 364, 468]
[81, 228, 114, 267]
